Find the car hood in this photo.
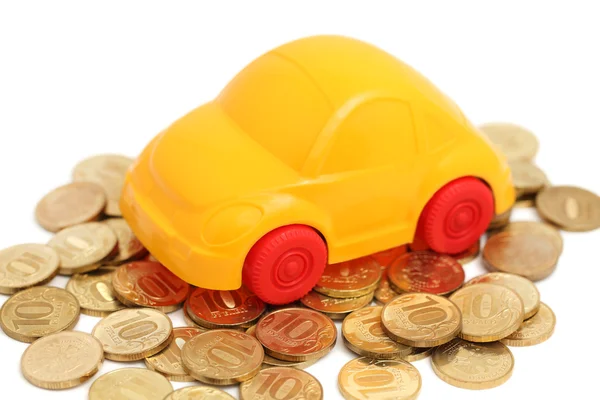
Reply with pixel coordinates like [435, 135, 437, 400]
[148, 101, 299, 210]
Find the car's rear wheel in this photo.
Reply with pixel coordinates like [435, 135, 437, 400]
[242, 225, 327, 305]
[417, 177, 494, 254]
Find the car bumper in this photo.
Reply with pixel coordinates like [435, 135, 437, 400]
[120, 178, 244, 290]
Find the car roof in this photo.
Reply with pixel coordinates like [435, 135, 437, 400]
[272, 35, 464, 122]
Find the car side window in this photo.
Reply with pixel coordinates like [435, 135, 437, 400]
[424, 111, 456, 151]
[320, 99, 417, 175]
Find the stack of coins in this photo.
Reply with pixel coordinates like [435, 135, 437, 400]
[0, 123, 597, 400]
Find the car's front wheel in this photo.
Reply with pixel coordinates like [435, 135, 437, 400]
[242, 224, 327, 305]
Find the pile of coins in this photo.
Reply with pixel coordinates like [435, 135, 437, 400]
[0, 124, 599, 399]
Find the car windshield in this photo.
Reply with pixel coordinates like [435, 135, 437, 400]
[216, 53, 332, 172]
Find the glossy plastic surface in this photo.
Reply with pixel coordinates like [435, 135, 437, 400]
[120, 35, 515, 293]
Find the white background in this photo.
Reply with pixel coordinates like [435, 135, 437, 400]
[1, 1, 599, 399]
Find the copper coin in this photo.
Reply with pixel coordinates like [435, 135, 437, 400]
[0, 286, 80, 342]
[73, 154, 134, 217]
[374, 269, 400, 305]
[388, 251, 465, 295]
[35, 182, 106, 233]
[490, 220, 563, 253]
[48, 222, 118, 275]
[181, 330, 263, 385]
[145, 327, 204, 381]
[66, 267, 125, 317]
[112, 261, 190, 313]
[240, 367, 324, 400]
[342, 306, 412, 359]
[103, 218, 147, 264]
[246, 325, 321, 369]
[0, 243, 59, 295]
[536, 185, 600, 231]
[314, 256, 382, 298]
[182, 302, 209, 332]
[509, 160, 549, 195]
[300, 290, 373, 320]
[487, 208, 512, 231]
[448, 239, 480, 265]
[255, 308, 337, 362]
[483, 229, 560, 281]
[187, 286, 266, 329]
[369, 245, 408, 268]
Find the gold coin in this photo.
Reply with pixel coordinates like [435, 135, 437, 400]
[35, 182, 106, 232]
[48, 222, 118, 275]
[314, 256, 382, 298]
[21, 331, 103, 389]
[502, 302, 556, 347]
[450, 238, 480, 265]
[241, 367, 324, 400]
[255, 308, 337, 362]
[432, 338, 514, 390]
[508, 160, 549, 195]
[164, 387, 235, 400]
[92, 308, 173, 361]
[487, 208, 512, 231]
[483, 227, 560, 281]
[381, 293, 461, 347]
[104, 218, 147, 264]
[373, 270, 399, 305]
[491, 220, 563, 253]
[0, 243, 59, 295]
[66, 267, 125, 317]
[88, 368, 173, 400]
[514, 193, 537, 208]
[73, 154, 134, 217]
[465, 272, 540, 319]
[181, 330, 263, 385]
[478, 122, 539, 161]
[246, 325, 320, 369]
[536, 185, 600, 231]
[0, 286, 80, 342]
[300, 290, 373, 320]
[338, 357, 421, 400]
[401, 347, 434, 362]
[449, 283, 523, 342]
[145, 327, 204, 382]
[342, 306, 412, 359]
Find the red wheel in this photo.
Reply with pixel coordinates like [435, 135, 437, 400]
[242, 225, 327, 305]
[418, 177, 494, 254]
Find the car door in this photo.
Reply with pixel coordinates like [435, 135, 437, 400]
[290, 97, 421, 259]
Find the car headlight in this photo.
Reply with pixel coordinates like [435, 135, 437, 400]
[202, 204, 263, 245]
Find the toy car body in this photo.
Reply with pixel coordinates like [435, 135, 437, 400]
[120, 35, 514, 304]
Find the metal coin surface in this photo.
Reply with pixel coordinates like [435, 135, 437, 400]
[314, 256, 382, 298]
[88, 368, 173, 400]
[478, 122, 539, 161]
[465, 272, 540, 319]
[92, 308, 173, 361]
[483, 229, 559, 281]
[300, 290, 373, 320]
[342, 306, 412, 359]
[369, 245, 408, 268]
[48, 222, 118, 275]
[66, 267, 125, 317]
[164, 386, 236, 400]
[448, 239, 480, 265]
[246, 324, 320, 369]
[187, 286, 265, 329]
[487, 208, 512, 231]
[449, 283, 524, 342]
[255, 308, 336, 362]
[103, 218, 147, 264]
[73, 154, 134, 217]
[501, 302, 556, 347]
[0, 243, 59, 295]
[35, 182, 106, 233]
[536, 185, 600, 231]
[145, 327, 204, 382]
[241, 367, 324, 400]
[388, 251, 465, 295]
[381, 293, 461, 347]
[182, 301, 209, 332]
[509, 161, 549, 195]
[181, 330, 263, 385]
[373, 270, 399, 305]
[514, 193, 537, 208]
[432, 338, 514, 389]
[338, 357, 421, 400]
[401, 347, 434, 362]
[112, 261, 190, 313]
[491, 220, 563, 252]
[21, 331, 103, 389]
[0, 286, 80, 342]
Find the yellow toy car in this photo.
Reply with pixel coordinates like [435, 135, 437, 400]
[120, 35, 514, 304]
